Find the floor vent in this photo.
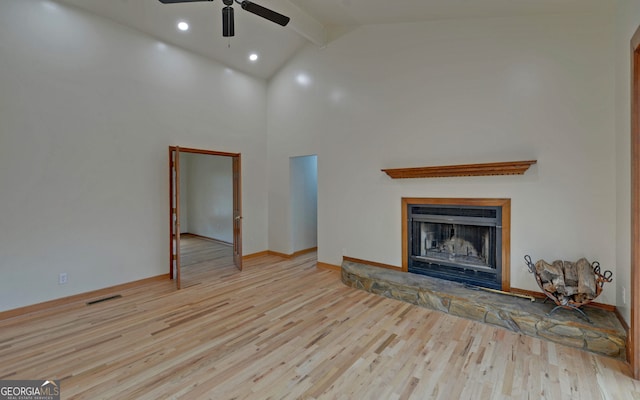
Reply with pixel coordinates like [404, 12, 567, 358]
[87, 294, 122, 306]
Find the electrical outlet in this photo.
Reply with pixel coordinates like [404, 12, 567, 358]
[59, 272, 68, 285]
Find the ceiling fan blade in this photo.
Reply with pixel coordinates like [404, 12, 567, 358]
[240, 1, 290, 26]
[158, 0, 213, 3]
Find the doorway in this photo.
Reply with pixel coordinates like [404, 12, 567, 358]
[169, 147, 242, 289]
[290, 155, 318, 254]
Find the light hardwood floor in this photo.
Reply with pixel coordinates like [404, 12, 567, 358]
[180, 234, 232, 268]
[179, 234, 233, 288]
[0, 242, 639, 399]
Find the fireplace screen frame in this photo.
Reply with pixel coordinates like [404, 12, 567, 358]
[401, 198, 511, 291]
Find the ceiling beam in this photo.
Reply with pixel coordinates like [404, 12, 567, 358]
[261, 0, 327, 47]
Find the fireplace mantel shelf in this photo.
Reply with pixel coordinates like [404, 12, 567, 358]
[382, 160, 537, 179]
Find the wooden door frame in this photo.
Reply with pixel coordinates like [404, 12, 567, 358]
[168, 146, 242, 282]
[631, 25, 640, 379]
[170, 148, 182, 288]
[232, 156, 243, 270]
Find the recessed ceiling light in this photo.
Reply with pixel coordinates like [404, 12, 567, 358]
[249, 53, 259, 62]
[296, 73, 311, 87]
[177, 21, 189, 32]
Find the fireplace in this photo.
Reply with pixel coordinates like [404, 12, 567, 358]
[402, 199, 510, 290]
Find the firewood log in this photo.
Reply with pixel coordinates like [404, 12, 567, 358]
[573, 293, 591, 303]
[562, 286, 579, 296]
[576, 258, 596, 298]
[563, 261, 578, 287]
[542, 282, 556, 293]
[535, 259, 565, 294]
[535, 260, 560, 282]
[556, 294, 570, 305]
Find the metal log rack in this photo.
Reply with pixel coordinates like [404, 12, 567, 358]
[524, 255, 613, 323]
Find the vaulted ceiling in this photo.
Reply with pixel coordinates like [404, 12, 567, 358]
[54, 0, 614, 79]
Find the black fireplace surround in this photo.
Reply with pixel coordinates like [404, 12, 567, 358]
[408, 204, 502, 289]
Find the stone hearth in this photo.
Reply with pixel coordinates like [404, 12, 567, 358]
[341, 260, 626, 360]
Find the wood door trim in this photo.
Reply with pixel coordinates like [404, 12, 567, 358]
[175, 148, 181, 289]
[168, 147, 174, 279]
[232, 154, 243, 271]
[401, 197, 511, 291]
[168, 146, 243, 278]
[631, 24, 640, 379]
[169, 146, 240, 157]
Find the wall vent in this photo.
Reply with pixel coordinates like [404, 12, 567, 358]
[86, 294, 122, 306]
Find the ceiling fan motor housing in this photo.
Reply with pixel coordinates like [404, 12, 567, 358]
[222, 5, 234, 37]
[158, 0, 289, 38]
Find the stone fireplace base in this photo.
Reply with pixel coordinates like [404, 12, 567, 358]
[341, 260, 626, 360]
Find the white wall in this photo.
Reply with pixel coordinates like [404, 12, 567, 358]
[0, 0, 627, 313]
[615, 0, 640, 323]
[290, 155, 318, 253]
[184, 153, 234, 243]
[268, 12, 617, 304]
[0, 0, 268, 312]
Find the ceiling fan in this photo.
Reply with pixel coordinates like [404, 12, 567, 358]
[158, 0, 290, 37]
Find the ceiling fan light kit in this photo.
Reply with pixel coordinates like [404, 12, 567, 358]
[159, 0, 290, 37]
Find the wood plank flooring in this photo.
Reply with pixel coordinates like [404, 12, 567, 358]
[0, 240, 639, 399]
[179, 234, 233, 288]
[180, 234, 232, 268]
